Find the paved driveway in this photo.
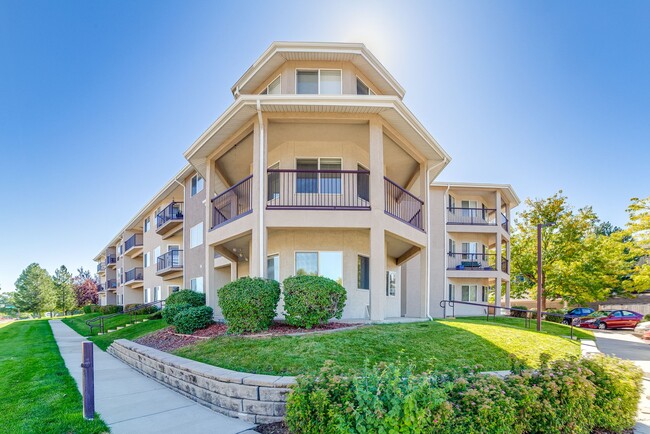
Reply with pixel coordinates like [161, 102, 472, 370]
[594, 330, 650, 433]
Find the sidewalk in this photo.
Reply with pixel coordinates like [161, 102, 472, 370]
[50, 320, 256, 434]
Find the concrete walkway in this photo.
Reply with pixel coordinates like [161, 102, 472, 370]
[592, 330, 650, 434]
[50, 320, 255, 434]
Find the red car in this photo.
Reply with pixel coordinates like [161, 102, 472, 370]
[579, 309, 643, 330]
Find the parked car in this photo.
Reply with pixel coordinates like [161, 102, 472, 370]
[633, 321, 650, 340]
[579, 309, 643, 330]
[562, 307, 595, 325]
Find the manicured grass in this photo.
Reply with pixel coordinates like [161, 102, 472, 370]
[63, 312, 157, 337]
[0, 320, 109, 434]
[90, 319, 167, 351]
[174, 317, 593, 376]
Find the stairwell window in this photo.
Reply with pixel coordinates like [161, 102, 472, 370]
[260, 75, 281, 95]
[190, 277, 204, 293]
[296, 70, 341, 95]
[191, 174, 204, 197]
[144, 217, 151, 232]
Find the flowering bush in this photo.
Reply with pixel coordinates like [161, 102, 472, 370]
[286, 354, 642, 434]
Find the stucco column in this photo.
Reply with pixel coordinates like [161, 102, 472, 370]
[495, 276, 502, 315]
[369, 119, 386, 321]
[251, 117, 268, 277]
[505, 280, 511, 309]
[419, 161, 429, 318]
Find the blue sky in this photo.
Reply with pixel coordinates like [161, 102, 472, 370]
[1, 0, 649, 292]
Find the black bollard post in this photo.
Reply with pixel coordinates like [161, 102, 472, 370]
[81, 341, 95, 420]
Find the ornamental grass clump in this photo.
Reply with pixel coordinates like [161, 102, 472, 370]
[217, 277, 280, 333]
[283, 275, 347, 329]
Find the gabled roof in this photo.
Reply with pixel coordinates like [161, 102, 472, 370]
[231, 42, 406, 99]
[431, 182, 521, 207]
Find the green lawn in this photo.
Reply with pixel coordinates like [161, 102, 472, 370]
[174, 317, 593, 376]
[63, 312, 157, 337]
[0, 320, 109, 434]
[90, 319, 167, 351]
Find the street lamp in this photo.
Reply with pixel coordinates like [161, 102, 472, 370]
[537, 222, 555, 331]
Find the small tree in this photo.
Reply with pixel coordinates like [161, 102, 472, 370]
[52, 265, 77, 315]
[14, 263, 53, 316]
[73, 267, 99, 306]
[624, 196, 650, 293]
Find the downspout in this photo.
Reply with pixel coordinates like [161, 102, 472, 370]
[425, 158, 448, 321]
[173, 178, 186, 290]
[256, 100, 265, 277]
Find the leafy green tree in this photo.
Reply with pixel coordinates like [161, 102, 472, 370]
[14, 263, 53, 316]
[624, 196, 650, 293]
[511, 192, 633, 308]
[52, 265, 77, 315]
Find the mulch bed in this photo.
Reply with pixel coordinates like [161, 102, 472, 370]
[255, 422, 288, 434]
[135, 321, 361, 352]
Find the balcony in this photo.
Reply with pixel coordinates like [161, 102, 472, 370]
[501, 213, 509, 232]
[447, 252, 497, 271]
[123, 267, 143, 287]
[106, 279, 117, 290]
[97, 283, 104, 292]
[156, 250, 183, 276]
[447, 207, 497, 226]
[123, 233, 143, 257]
[266, 169, 370, 210]
[105, 254, 117, 268]
[211, 175, 253, 229]
[501, 257, 509, 273]
[156, 201, 183, 237]
[384, 177, 424, 231]
[97, 263, 106, 274]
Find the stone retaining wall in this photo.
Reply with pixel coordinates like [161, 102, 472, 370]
[108, 339, 296, 424]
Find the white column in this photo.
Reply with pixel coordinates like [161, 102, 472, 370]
[495, 276, 502, 314]
[251, 117, 267, 277]
[505, 280, 511, 309]
[369, 119, 386, 321]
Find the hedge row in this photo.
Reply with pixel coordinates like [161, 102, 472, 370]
[83, 304, 123, 314]
[286, 354, 643, 434]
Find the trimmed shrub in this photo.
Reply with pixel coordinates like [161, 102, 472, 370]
[124, 304, 159, 314]
[544, 308, 566, 323]
[149, 310, 163, 320]
[580, 354, 643, 432]
[165, 289, 205, 307]
[510, 305, 529, 318]
[644, 313, 650, 321]
[83, 304, 99, 314]
[283, 275, 347, 329]
[217, 277, 280, 333]
[98, 305, 122, 314]
[162, 303, 192, 325]
[173, 305, 214, 334]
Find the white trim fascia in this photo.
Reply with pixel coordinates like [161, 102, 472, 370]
[431, 182, 520, 207]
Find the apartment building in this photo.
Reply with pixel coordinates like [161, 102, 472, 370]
[94, 42, 518, 320]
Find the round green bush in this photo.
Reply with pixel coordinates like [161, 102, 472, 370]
[173, 305, 214, 334]
[217, 277, 280, 334]
[283, 275, 347, 329]
[98, 305, 122, 315]
[165, 289, 205, 307]
[162, 303, 192, 325]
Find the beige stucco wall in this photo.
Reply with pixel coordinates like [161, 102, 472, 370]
[184, 171, 207, 290]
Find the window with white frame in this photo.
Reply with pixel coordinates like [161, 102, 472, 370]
[296, 158, 341, 194]
[386, 271, 396, 297]
[296, 69, 341, 95]
[356, 77, 375, 95]
[144, 252, 150, 268]
[448, 284, 456, 301]
[191, 174, 204, 197]
[295, 251, 342, 284]
[260, 75, 281, 95]
[169, 285, 180, 294]
[154, 246, 161, 262]
[153, 286, 161, 302]
[358, 255, 369, 290]
[190, 277, 204, 293]
[144, 288, 151, 303]
[190, 222, 203, 248]
[461, 285, 478, 302]
[144, 217, 151, 232]
[267, 254, 279, 281]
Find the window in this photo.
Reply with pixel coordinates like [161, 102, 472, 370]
[144, 288, 151, 303]
[622, 311, 636, 317]
[295, 251, 343, 284]
[386, 271, 396, 297]
[448, 195, 456, 209]
[267, 254, 280, 281]
[190, 222, 203, 248]
[261, 75, 281, 95]
[144, 252, 150, 268]
[296, 70, 341, 95]
[461, 285, 478, 302]
[358, 255, 369, 290]
[154, 246, 161, 262]
[448, 284, 455, 301]
[356, 77, 375, 95]
[462, 242, 479, 259]
[169, 285, 181, 293]
[190, 277, 204, 293]
[144, 217, 151, 232]
[153, 286, 161, 302]
[448, 239, 456, 254]
[296, 158, 342, 194]
[191, 174, 204, 197]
